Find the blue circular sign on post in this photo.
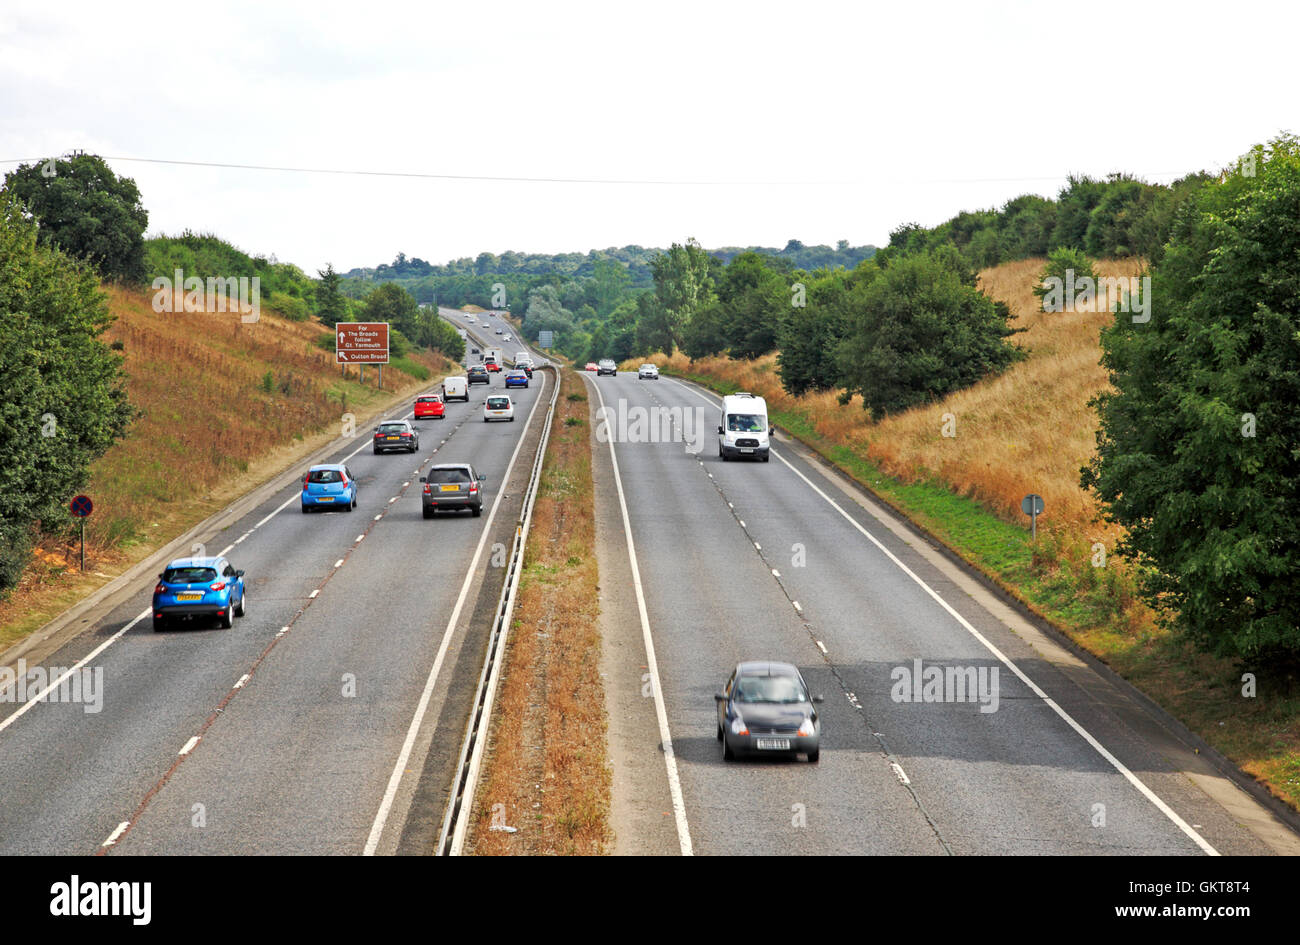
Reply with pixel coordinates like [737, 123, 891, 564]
[70, 495, 93, 517]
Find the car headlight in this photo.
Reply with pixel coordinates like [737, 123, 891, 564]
[797, 717, 816, 737]
[730, 716, 749, 736]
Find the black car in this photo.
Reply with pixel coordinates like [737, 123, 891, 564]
[420, 463, 485, 518]
[468, 365, 490, 385]
[716, 661, 822, 762]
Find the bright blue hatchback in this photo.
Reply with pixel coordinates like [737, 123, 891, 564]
[153, 556, 246, 631]
[302, 463, 357, 512]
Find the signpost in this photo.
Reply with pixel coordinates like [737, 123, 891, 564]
[70, 494, 93, 571]
[538, 330, 553, 349]
[336, 322, 390, 388]
[1021, 493, 1044, 540]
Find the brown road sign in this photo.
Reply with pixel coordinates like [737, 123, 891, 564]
[336, 322, 390, 363]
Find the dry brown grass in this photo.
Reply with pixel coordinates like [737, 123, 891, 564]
[468, 370, 610, 854]
[0, 284, 452, 648]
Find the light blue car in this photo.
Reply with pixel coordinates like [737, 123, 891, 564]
[302, 463, 357, 512]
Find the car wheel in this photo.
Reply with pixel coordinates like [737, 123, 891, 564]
[152, 617, 166, 632]
[373, 447, 380, 454]
[716, 722, 723, 742]
[472, 505, 482, 517]
[301, 504, 310, 514]
[510, 416, 515, 421]
[761, 453, 770, 463]
[219, 607, 233, 630]
[422, 508, 433, 519]
[722, 732, 735, 761]
[234, 589, 246, 617]
[807, 748, 820, 763]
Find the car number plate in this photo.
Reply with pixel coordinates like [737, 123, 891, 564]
[386, 435, 400, 440]
[439, 484, 459, 492]
[740, 448, 754, 453]
[176, 592, 202, 601]
[755, 738, 790, 750]
[318, 496, 334, 502]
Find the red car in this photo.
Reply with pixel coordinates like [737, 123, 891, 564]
[585, 362, 598, 372]
[485, 360, 502, 373]
[414, 394, 445, 419]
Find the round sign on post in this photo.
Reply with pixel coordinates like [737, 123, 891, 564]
[1021, 493, 1044, 540]
[70, 494, 93, 572]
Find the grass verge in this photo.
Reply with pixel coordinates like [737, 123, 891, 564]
[467, 371, 611, 854]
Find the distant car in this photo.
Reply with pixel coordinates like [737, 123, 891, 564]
[716, 661, 822, 762]
[504, 370, 529, 389]
[414, 394, 445, 419]
[584, 362, 598, 372]
[503, 334, 512, 341]
[467, 366, 490, 385]
[153, 556, 246, 632]
[420, 463, 485, 518]
[638, 364, 659, 380]
[485, 359, 502, 373]
[301, 463, 358, 512]
[373, 419, 419, 454]
[495, 327, 503, 335]
[516, 362, 534, 378]
[484, 394, 515, 422]
[597, 359, 617, 376]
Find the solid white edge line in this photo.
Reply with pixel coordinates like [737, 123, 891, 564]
[669, 377, 1219, 857]
[0, 607, 150, 731]
[590, 379, 693, 856]
[178, 735, 200, 756]
[363, 370, 549, 856]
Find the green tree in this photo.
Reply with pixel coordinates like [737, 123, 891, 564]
[315, 263, 348, 327]
[362, 282, 420, 337]
[0, 193, 135, 594]
[1033, 247, 1097, 308]
[1082, 135, 1300, 671]
[648, 238, 716, 355]
[711, 251, 787, 359]
[835, 250, 1025, 419]
[777, 262, 877, 396]
[2, 154, 149, 281]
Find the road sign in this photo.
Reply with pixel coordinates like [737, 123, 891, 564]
[336, 322, 390, 364]
[1021, 493, 1044, 539]
[70, 495, 93, 517]
[538, 330, 553, 349]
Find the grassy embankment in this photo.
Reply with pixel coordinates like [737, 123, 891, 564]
[628, 257, 1300, 809]
[468, 369, 610, 854]
[0, 285, 454, 649]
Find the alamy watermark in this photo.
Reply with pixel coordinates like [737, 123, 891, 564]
[0, 659, 103, 713]
[890, 659, 999, 713]
[594, 399, 709, 453]
[1041, 269, 1150, 323]
[152, 268, 260, 322]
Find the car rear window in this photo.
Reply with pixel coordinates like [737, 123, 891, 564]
[734, 675, 806, 704]
[307, 469, 343, 483]
[163, 567, 218, 584]
[428, 468, 471, 484]
[487, 397, 510, 408]
[378, 423, 408, 433]
[418, 396, 441, 403]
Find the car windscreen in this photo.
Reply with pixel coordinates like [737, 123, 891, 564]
[377, 423, 408, 433]
[733, 675, 807, 704]
[487, 397, 510, 408]
[307, 469, 343, 483]
[726, 413, 765, 433]
[163, 567, 218, 584]
[428, 468, 471, 484]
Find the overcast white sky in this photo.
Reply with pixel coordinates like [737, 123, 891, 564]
[2, 0, 1295, 273]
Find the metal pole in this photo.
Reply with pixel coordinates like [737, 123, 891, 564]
[1031, 508, 1037, 541]
[80, 520, 85, 571]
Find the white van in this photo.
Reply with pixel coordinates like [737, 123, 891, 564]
[514, 350, 530, 365]
[717, 393, 773, 462]
[442, 375, 469, 402]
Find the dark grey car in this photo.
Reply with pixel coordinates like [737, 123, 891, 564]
[419, 463, 485, 518]
[716, 661, 823, 762]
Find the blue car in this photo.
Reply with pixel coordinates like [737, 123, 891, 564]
[153, 556, 246, 631]
[504, 370, 529, 389]
[302, 463, 357, 512]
